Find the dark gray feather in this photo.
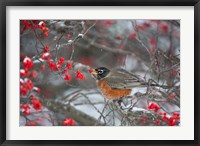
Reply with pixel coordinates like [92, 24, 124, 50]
[104, 69, 145, 89]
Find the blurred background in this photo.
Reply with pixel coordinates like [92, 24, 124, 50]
[20, 20, 180, 126]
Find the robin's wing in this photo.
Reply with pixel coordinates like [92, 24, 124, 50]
[104, 70, 144, 89]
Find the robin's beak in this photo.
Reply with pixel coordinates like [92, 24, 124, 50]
[90, 69, 98, 75]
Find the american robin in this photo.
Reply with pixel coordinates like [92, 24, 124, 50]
[90, 67, 154, 100]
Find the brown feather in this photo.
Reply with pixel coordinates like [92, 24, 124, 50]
[97, 80, 131, 100]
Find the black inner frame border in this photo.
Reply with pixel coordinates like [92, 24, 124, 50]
[0, 0, 199, 145]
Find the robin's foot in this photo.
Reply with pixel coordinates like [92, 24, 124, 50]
[113, 97, 137, 111]
[113, 99, 124, 110]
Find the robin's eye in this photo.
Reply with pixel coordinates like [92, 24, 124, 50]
[98, 69, 104, 74]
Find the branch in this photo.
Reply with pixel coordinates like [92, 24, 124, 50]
[40, 98, 105, 126]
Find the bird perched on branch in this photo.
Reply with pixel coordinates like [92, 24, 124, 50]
[90, 67, 166, 100]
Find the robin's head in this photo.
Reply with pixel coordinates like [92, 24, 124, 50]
[90, 67, 110, 80]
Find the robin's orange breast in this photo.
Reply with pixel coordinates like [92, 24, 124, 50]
[97, 80, 132, 100]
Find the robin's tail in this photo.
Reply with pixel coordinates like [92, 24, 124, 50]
[141, 82, 170, 89]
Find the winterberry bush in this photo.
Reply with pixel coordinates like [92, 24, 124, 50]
[20, 20, 180, 126]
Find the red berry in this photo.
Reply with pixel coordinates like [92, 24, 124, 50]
[44, 32, 48, 37]
[129, 32, 137, 40]
[30, 94, 35, 100]
[116, 34, 122, 40]
[44, 45, 49, 53]
[67, 61, 72, 69]
[32, 99, 42, 111]
[66, 34, 71, 39]
[32, 71, 38, 78]
[41, 65, 46, 70]
[89, 69, 93, 73]
[26, 121, 37, 126]
[64, 74, 71, 81]
[42, 52, 50, 61]
[57, 64, 61, 70]
[155, 119, 160, 125]
[169, 93, 175, 99]
[48, 61, 56, 71]
[20, 69, 27, 77]
[168, 117, 176, 126]
[104, 20, 112, 27]
[76, 70, 85, 80]
[149, 38, 156, 45]
[147, 102, 160, 112]
[20, 104, 31, 115]
[59, 57, 65, 64]
[162, 115, 169, 122]
[23, 56, 33, 69]
[160, 23, 169, 31]
[33, 87, 40, 93]
[63, 118, 75, 126]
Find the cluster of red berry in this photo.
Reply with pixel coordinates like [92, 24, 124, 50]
[22, 20, 49, 37]
[147, 101, 180, 126]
